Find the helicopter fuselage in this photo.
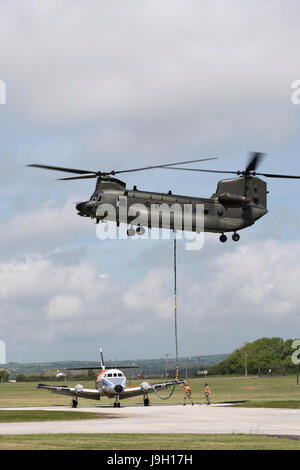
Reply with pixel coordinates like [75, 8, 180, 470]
[76, 175, 268, 238]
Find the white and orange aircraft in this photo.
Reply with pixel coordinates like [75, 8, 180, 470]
[37, 349, 184, 407]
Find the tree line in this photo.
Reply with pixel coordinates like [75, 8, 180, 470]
[207, 337, 297, 376]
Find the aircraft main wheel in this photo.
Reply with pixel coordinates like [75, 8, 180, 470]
[144, 397, 150, 406]
[219, 234, 227, 243]
[232, 232, 240, 242]
[113, 402, 117, 408]
[72, 398, 78, 408]
[117, 402, 121, 408]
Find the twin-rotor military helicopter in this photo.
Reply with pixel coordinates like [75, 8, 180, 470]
[28, 152, 300, 242]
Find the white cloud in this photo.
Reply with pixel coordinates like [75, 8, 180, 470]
[1, 238, 300, 360]
[1, 0, 299, 153]
[0, 198, 91, 254]
[46, 295, 82, 320]
[182, 239, 300, 324]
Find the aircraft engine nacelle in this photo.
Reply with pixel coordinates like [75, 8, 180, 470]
[140, 381, 151, 392]
[218, 192, 251, 204]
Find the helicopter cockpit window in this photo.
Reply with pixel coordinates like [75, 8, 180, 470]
[90, 193, 102, 201]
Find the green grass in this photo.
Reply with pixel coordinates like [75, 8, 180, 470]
[0, 410, 109, 423]
[1, 376, 300, 450]
[1, 375, 300, 408]
[0, 433, 300, 450]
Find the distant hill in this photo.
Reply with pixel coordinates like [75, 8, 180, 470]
[3, 353, 229, 377]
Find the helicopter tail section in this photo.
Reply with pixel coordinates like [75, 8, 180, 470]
[213, 176, 267, 210]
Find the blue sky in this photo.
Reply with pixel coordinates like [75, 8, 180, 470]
[1, 0, 300, 363]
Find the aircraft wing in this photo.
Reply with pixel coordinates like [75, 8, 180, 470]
[37, 383, 101, 401]
[119, 379, 185, 400]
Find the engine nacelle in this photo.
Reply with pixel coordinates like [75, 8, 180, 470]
[140, 381, 151, 392]
[218, 192, 250, 204]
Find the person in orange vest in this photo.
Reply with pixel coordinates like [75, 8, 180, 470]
[183, 383, 194, 406]
[204, 383, 211, 404]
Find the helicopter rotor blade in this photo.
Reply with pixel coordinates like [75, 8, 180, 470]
[27, 158, 218, 179]
[255, 172, 300, 179]
[245, 152, 265, 173]
[162, 167, 239, 175]
[26, 164, 98, 175]
[163, 166, 300, 180]
[57, 175, 98, 181]
[110, 157, 218, 175]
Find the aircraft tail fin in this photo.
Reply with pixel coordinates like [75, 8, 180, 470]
[100, 348, 105, 370]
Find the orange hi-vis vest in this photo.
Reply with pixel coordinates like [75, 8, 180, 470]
[185, 386, 191, 393]
[205, 386, 210, 394]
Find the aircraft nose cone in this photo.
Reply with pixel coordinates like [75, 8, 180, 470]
[114, 385, 124, 394]
[76, 202, 85, 212]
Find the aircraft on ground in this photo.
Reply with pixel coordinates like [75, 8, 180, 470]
[37, 349, 184, 407]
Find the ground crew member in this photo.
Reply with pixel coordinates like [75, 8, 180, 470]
[204, 383, 211, 405]
[183, 383, 194, 405]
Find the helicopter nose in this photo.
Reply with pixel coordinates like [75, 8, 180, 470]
[76, 202, 85, 212]
[114, 385, 124, 394]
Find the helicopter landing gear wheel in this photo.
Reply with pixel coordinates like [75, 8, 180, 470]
[219, 234, 227, 243]
[127, 226, 135, 237]
[232, 232, 240, 242]
[136, 225, 145, 236]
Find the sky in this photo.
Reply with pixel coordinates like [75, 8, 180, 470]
[1, 0, 300, 363]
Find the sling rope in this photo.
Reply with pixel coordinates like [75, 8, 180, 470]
[152, 382, 177, 400]
[151, 232, 180, 401]
[174, 230, 179, 380]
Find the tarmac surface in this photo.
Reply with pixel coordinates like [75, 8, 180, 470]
[1, 403, 300, 435]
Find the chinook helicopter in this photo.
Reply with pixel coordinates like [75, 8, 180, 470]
[27, 152, 300, 242]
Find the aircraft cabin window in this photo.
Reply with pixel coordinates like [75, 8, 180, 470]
[107, 373, 112, 377]
[113, 373, 118, 377]
[118, 373, 122, 377]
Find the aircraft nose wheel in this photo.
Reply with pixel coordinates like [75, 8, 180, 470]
[232, 232, 240, 242]
[144, 397, 150, 406]
[219, 234, 227, 243]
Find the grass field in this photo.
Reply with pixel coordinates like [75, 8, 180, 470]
[1, 375, 300, 449]
[1, 375, 299, 408]
[0, 433, 300, 450]
[0, 410, 109, 423]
